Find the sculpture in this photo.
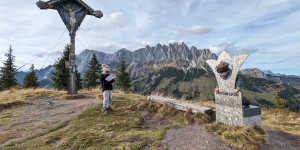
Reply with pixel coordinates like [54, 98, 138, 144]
[206, 51, 261, 127]
[60, 4, 83, 34]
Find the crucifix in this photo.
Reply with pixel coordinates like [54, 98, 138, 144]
[37, 0, 103, 94]
[60, 4, 83, 35]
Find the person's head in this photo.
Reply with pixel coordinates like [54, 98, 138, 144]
[216, 62, 230, 77]
[102, 64, 111, 74]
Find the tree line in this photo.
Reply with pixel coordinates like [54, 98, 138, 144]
[0, 45, 131, 92]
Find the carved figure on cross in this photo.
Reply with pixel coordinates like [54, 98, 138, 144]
[60, 4, 83, 34]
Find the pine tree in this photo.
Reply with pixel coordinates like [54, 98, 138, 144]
[52, 45, 70, 90]
[83, 54, 101, 89]
[115, 58, 131, 93]
[23, 64, 39, 88]
[0, 45, 18, 90]
[274, 93, 287, 109]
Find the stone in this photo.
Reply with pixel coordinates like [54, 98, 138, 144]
[206, 51, 261, 127]
[243, 105, 261, 127]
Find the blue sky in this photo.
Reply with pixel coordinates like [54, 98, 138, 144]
[0, 0, 299, 76]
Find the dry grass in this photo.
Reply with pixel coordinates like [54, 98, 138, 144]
[78, 88, 129, 100]
[0, 88, 65, 102]
[1, 88, 299, 149]
[3, 91, 177, 150]
[151, 94, 298, 149]
[0, 88, 66, 111]
[262, 108, 300, 136]
[78, 87, 101, 96]
[60, 94, 87, 100]
[0, 87, 104, 111]
[156, 94, 300, 137]
[141, 100, 214, 125]
[205, 122, 267, 150]
[142, 101, 185, 124]
[183, 109, 215, 124]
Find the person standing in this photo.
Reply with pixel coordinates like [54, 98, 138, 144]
[101, 64, 116, 113]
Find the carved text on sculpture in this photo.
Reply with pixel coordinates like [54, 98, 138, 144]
[216, 92, 238, 96]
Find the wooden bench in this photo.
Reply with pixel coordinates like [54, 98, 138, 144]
[148, 96, 212, 114]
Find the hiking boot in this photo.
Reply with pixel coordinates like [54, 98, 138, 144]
[107, 106, 113, 112]
[102, 107, 108, 114]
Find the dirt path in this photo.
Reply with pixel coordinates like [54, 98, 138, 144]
[142, 113, 179, 130]
[261, 128, 300, 150]
[163, 125, 240, 150]
[163, 125, 300, 150]
[0, 96, 100, 146]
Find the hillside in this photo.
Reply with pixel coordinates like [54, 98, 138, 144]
[132, 67, 300, 112]
[241, 68, 300, 88]
[0, 89, 299, 149]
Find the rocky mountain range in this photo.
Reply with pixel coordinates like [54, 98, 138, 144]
[75, 42, 218, 76]
[16, 42, 218, 86]
[240, 68, 300, 88]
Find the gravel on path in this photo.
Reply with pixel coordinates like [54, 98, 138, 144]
[163, 125, 240, 150]
[163, 125, 300, 150]
[0, 96, 100, 146]
[261, 128, 300, 150]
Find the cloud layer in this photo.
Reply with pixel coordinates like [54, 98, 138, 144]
[180, 26, 212, 36]
[0, 0, 299, 75]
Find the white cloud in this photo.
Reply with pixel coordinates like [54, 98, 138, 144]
[134, 12, 154, 30]
[209, 42, 260, 56]
[89, 41, 125, 53]
[168, 40, 176, 44]
[86, 12, 125, 31]
[131, 41, 154, 50]
[180, 25, 212, 36]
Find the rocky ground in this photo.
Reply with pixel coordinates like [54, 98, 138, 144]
[163, 125, 240, 150]
[0, 96, 100, 147]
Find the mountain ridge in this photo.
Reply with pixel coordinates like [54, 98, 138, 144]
[16, 42, 218, 85]
[241, 68, 300, 88]
[15, 42, 300, 89]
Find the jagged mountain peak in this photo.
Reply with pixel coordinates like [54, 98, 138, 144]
[78, 43, 218, 75]
[114, 48, 131, 55]
[25, 43, 218, 85]
[263, 70, 273, 74]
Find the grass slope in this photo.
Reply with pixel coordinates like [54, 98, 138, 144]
[205, 122, 266, 150]
[262, 109, 300, 136]
[1, 89, 299, 149]
[132, 67, 300, 112]
[2, 91, 177, 150]
[0, 88, 66, 111]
